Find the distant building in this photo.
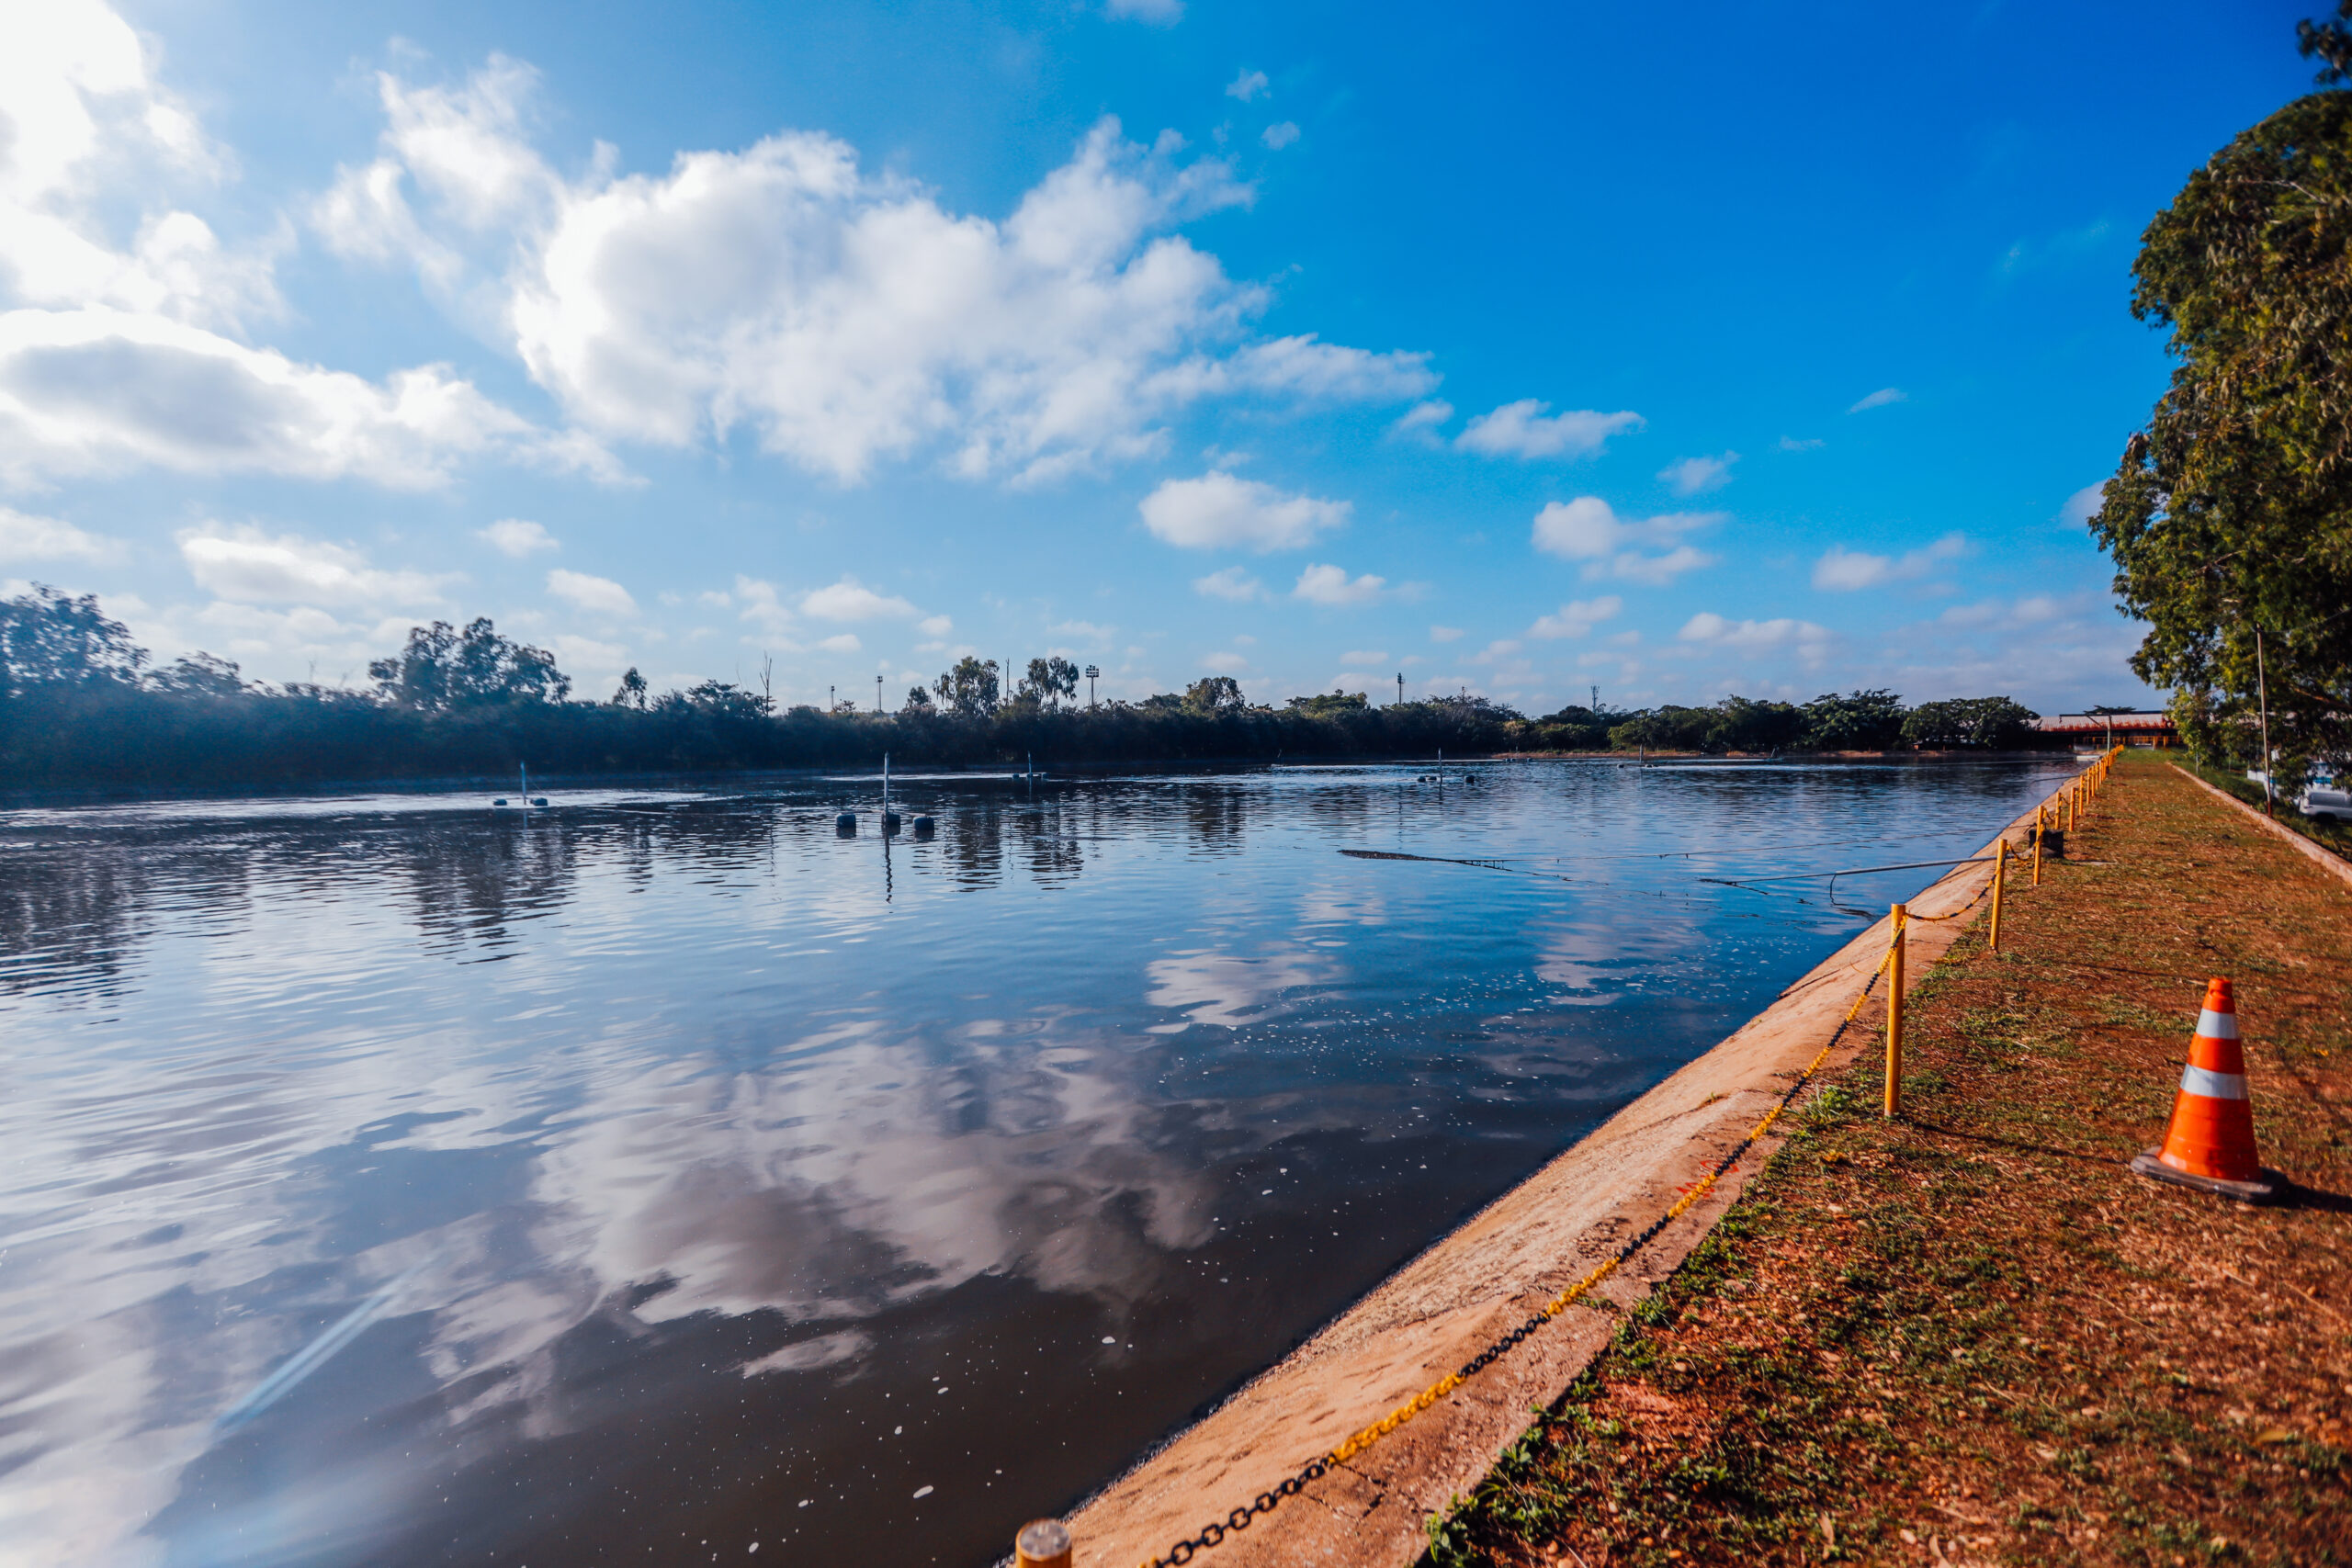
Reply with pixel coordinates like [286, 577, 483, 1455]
[2031, 711, 2177, 747]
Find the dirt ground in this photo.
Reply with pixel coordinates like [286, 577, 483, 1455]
[1418, 755, 2352, 1568]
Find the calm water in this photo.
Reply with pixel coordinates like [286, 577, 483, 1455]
[0, 758, 2069, 1567]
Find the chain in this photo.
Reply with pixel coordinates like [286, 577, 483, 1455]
[1135, 951, 1894, 1568]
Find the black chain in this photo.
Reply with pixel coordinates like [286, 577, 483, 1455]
[1135, 964, 1884, 1568]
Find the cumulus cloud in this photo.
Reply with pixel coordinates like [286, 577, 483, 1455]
[1679, 612, 1832, 661]
[1389, 399, 1452, 442]
[1530, 497, 1720, 583]
[1050, 619, 1113, 640]
[918, 614, 954, 637]
[1529, 595, 1621, 638]
[1429, 625, 1464, 642]
[1192, 566, 1265, 601]
[1456, 400, 1642, 460]
[547, 568, 637, 616]
[1340, 649, 1387, 664]
[1292, 562, 1386, 606]
[1106, 0, 1183, 23]
[1779, 434, 1826, 452]
[1141, 470, 1350, 551]
[1658, 452, 1736, 495]
[0, 505, 121, 563]
[1810, 532, 1968, 591]
[799, 577, 922, 621]
[176, 524, 455, 606]
[816, 632, 861, 653]
[1201, 649, 1249, 672]
[1848, 387, 1906, 413]
[0, 305, 616, 489]
[1261, 122, 1300, 151]
[1226, 70, 1270, 102]
[479, 518, 558, 557]
[2061, 481, 2107, 526]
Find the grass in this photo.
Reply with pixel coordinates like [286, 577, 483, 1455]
[1417, 755, 2352, 1568]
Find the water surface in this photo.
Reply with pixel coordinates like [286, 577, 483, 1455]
[0, 759, 2067, 1567]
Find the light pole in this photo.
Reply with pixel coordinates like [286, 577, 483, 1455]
[1396, 672, 1404, 705]
[876, 673, 883, 713]
[1085, 664, 1099, 709]
[829, 683, 835, 711]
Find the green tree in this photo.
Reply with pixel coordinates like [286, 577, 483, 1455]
[370, 617, 571, 708]
[145, 652, 246, 696]
[901, 683, 934, 714]
[1020, 656, 1080, 708]
[1900, 697, 2038, 750]
[1285, 688, 1365, 717]
[611, 667, 650, 709]
[933, 656, 1000, 716]
[0, 584, 147, 694]
[1186, 674, 1247, 713]
[1705, 695, 1803, 753]
[2090, 24, 2352, 784]
[1801, 688, 1907, 750]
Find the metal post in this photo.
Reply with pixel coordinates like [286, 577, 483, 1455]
[2256, 626, 2274, 817]
[1988, 840, 2006, 952]
[1884, 904, 1906, 1118]
[2032, 807, 2044, 887]
[1014, 1519, 1072, 1568]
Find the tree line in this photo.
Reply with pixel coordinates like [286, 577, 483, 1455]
[0, 586, 2048, 789]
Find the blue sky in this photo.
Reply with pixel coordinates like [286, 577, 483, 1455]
[0, 0, 2321, 714]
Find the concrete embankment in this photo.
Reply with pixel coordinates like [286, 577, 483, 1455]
[1065, 784, 2070, 1566]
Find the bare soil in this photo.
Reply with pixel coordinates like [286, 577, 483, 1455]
[1419, 755, 2352, 1568]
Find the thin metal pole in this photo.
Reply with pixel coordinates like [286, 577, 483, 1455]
[2256, 626, 2274, 817]
[2032, 807, 2044, 886]
[1988, 840, 2006, 952]
[1884, 904, 1906, 1118]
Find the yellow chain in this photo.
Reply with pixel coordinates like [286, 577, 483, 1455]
[1320, 943, 1893, 1470]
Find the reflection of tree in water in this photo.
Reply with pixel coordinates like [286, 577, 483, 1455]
[0, 840, 151, 998]
[397, 821, 583, 952]
[1183, 782, 1248, 854]
[1017, 815, 1084, 886]
[939, 804, 1006, 888]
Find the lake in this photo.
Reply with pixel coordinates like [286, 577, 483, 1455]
[0, 757, 2070, 1567]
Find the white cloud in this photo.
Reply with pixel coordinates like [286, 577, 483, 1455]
[1049, 619, 1113, 640]
[1292, 562, 1386, 606]
[1810, 533, 1968, 591]
[1849, 387, 1906, 413]
[1226, 70, 1270, 102]
[1192, 566, 1264, 601]
[918, 614, 954, 637]
[1389, 399, 1452, 442]
[1106, 0, 1183, 22]
[731, 575, 796, 637]
[1456, 400, 1642, 460]
[0, 305, 616, 489]
[1429, 625, 1464, 642]
[1141, 470, 1350, 550]
[1658, 451, 1736, 495]
[1261, 122, 1300, 151]
[1530, 595, 1621, 638]
[1340, 649, 1387, 664]
[1468, 638, 1521, 664]
[547, 568, 637, 616]
[799, 577, 922, 621]
[1779, 434, 1826, 452]
[816, 632, 862, 653]
[2061, 481, 2108, 526]
[479, 518, 558, 557]
[176, 524, 454, 606]
[1678, 612, 1832, 661]
[0, 505, 121, 563]
[1201, 649, 1249, 672]
[1530, 497, 1720, 583]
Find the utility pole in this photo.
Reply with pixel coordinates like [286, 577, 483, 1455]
[1396, 672, 1404, 705]
[876, 673, 883, 713]
[829, 683, 835, 711]
[1590, 683, 1600, 713]
[1085, 664, 1099, 709]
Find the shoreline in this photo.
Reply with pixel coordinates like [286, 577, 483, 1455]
[1057, 787, 2063, 1566]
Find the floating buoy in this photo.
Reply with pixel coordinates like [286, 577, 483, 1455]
[532, 796, 548, 807]
[882, 811, 901, 835]
[835, 812, 857, 834]
[492, 797, 509, 807]
[912, 815, 935, 836]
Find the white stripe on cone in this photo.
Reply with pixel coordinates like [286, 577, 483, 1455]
[2196, 1009, 2239, 1040]
[2178, 1065, 2249, 1100]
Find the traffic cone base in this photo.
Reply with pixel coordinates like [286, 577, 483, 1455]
[2128, 977, 2283, 1204]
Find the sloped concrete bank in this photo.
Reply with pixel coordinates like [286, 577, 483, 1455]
[1064, 799, 2055, 1568]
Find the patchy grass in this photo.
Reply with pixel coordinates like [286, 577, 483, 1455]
[1420, 756, 2352, 1568]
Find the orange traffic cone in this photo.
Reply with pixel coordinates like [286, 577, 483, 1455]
[2129, 977, 2281, 1202]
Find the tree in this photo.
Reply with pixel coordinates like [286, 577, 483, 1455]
[1285, 688, 1365, 717]
[2089, 40, 2352, 784]
[1020, 656, 1080, 708]
[612, 667, 649, 709]
[145, 652, 246, 696]
[933, 656, 1000, 716]
[1801, 689, 1907, 750]
[901, 684, 934, 714]
[0, 584, 147, 694]
[370, 617, 571, 708]
[1900, 697, 2038, 750]
[1706, 695, 1803, 753]
[1186, 675, 1247, 713]
[659, 680, 772, 719]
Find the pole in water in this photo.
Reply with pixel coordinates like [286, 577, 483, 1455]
[883, 752, 890, 816]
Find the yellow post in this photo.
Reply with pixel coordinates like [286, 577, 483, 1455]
[2032, 808, 2044, 886]
[1014, 1519, 1072, 1568]
[1988, 839, 2006, 952]
[2066, 783, 2076, 831]
[1884, 904, 1906, 1118]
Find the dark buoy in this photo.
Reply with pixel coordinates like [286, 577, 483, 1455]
[882, 811, 901, 835]
[835, 812, 857, 835]
[531, 796, 548, 807]
[912, 815, 935, 836]
[493, 797, 510, 807]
